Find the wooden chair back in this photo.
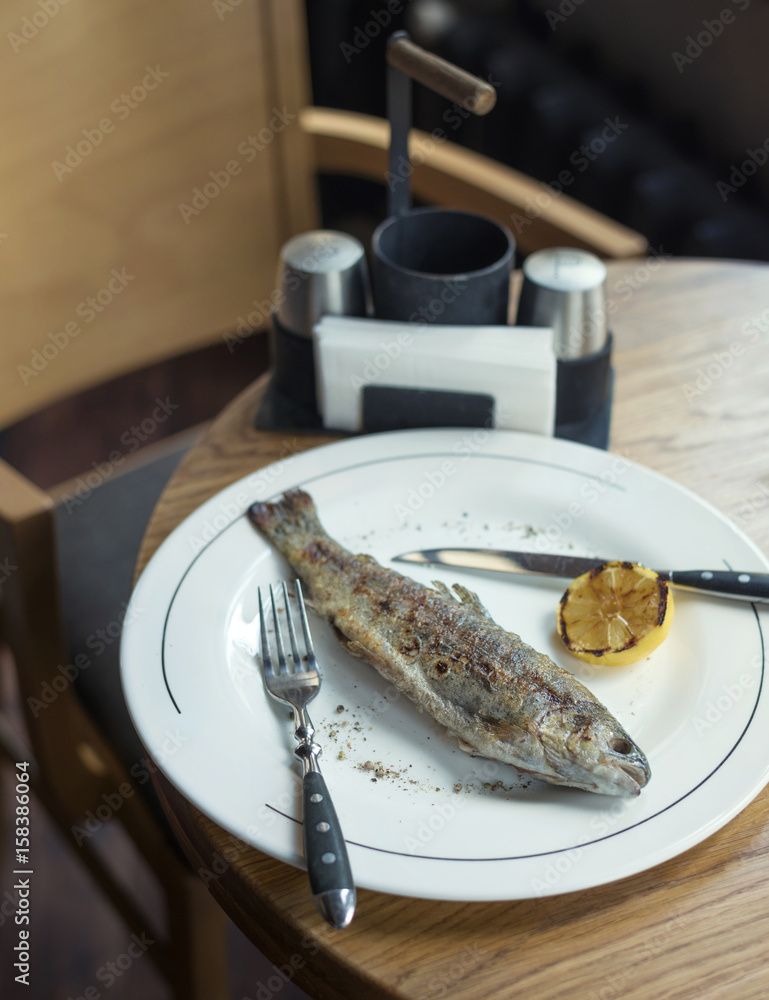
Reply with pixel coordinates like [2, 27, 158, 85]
[302, 107, 647, 260]
[0, 0, 316, 430]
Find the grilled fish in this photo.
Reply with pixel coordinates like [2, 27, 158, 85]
[249, 489, 650, 796]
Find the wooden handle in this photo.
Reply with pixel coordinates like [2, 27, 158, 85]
[386, 35, 496, 115]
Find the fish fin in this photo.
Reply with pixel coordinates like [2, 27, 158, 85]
[457, 739, 486, 757]
[341, 638, 368, 660]
[451, 583, 492, 619]
[344, 639, 390, 674]
[478, 714, 530, 745]
[431, 580, 491, 619]
[248, 489, 325, 548]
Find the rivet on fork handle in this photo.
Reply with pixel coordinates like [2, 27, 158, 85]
[294, 739, 321, 771]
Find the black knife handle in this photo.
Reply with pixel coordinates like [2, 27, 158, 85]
[665, 569, 769, 603]
[302, 770, 356, 926]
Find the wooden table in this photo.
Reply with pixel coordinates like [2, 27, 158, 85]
[137, 259, 769, 1000]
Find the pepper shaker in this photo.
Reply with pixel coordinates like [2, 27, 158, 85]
[256, 231, 371, 430]
[515, 248, 613, 449]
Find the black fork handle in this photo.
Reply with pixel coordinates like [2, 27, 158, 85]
[302, 769, 356, 928]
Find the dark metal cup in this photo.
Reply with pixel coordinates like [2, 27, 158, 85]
[371, 36, 513, 325]
[371, 207, 515, 324]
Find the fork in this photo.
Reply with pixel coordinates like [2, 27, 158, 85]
[257, 580, 356, 929]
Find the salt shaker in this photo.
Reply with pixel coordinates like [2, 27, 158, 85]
[515, 247, 613, 448]
[256, 231, 371, 429]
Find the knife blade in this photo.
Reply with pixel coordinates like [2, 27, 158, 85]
[392, 548, 769, 604]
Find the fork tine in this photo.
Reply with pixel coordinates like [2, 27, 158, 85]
[294, 580, 317, 671]
[269, 584, 289, 674]
[282, 581, 302, 672]
[257, 586, 273, 675]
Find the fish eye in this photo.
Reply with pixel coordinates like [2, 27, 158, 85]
[610, 738, 634, 755]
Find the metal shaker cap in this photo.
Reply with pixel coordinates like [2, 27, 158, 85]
[515, 248, 607, 360]
[275, 230, 370, 338]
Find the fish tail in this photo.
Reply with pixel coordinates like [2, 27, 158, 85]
[248, 489, 326, 555]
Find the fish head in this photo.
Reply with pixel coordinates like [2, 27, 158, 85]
[540, 706, 651, 796]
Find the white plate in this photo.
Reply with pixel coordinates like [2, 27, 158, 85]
[121, 429, 769, 901]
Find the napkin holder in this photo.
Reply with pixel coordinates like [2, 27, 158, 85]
[254, 36, 614, 449]
[313, 316, 557, 436]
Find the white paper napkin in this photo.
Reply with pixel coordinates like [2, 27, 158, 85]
[313, 316, 556, 434]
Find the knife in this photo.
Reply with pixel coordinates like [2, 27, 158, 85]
[392, 548, 769, 604]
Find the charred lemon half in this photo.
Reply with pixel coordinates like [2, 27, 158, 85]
[557, 560, 674, 666]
